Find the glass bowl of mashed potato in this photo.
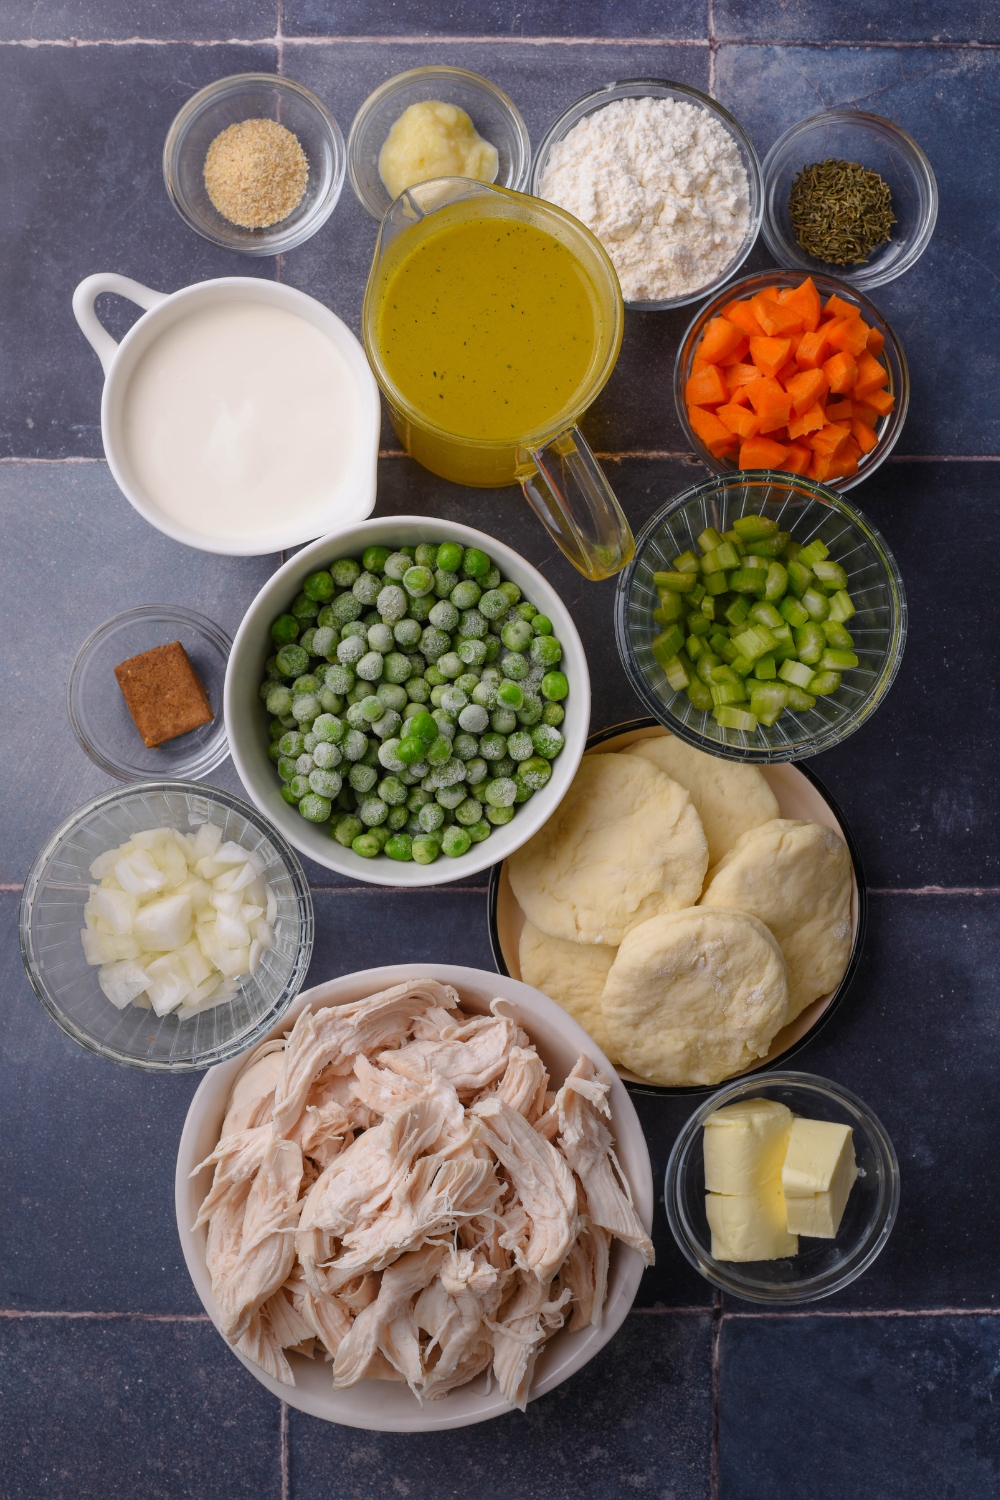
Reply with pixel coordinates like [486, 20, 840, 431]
[348, 65, 531, 220]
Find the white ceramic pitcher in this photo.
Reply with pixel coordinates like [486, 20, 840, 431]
[72, 273, 380, 556]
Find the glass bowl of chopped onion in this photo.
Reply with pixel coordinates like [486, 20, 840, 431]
[530, 78, 762, 311]
[163, 74, 345, 255]
[19, 781, 314, 1071]
[760, 110, 938, 290]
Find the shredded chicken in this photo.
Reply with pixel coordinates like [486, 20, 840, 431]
[193, 980, 653, 1407]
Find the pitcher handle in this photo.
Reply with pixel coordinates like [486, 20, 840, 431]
[72, 273, 169, 376]
[518, 425, 635, 582]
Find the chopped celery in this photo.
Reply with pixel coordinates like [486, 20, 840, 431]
[710, 664, 740, 684]
[779, 659, 816, 690]
[711, 680, 746, 706]
[699, 596, 718, 620]
[820, 649, 858, 671]
[764, 562, 789, 601]
[741, 552, 769, 571]
[749, 602, 784, 630]
[733, 624, 778, 661]
[687, 612, 712, 637]
[801, 587, 831, 622]
[686, 677, 713, 711]
[688, 582, 707, 606]
[779, 595, 810, 628]
[772, 637, 799, 664]
[722, 529, 747, 555]
[731, 655, 755, 678]
[787, 685, 817, 711]
[809, 670, 842, 696]
[662, 655, 692, 690]
[652, 625, 685, 664]
[697, 526, 724, 554]
[724, 597, 751, 628]
[714, 705, 758, 731]
[770, 622, 793, 645]
[686, 635, 705, 661]
[702, 542, 740, 573]
[821, 619, 854, 650]
[753, 654, 777, 680]
[674, 549, 700, 573]
[655, 590, 686, 622]
[709, 629, 730, 655]
[747, 532, 790, 557]
[828, 589, 856, 623]
[794, 623, 826, 665]
[749, 681, 790, 726]
[786, 559, 814, 597]
[653, 570, 697, 593]
[704, 570, 730, 596]
[718, 639, 740, 665]
[697, 652, 722, 684]
[729, 568, 768, 595]
[733, 514, 780, 541]
[812, 559, 848, 592]
[798, 537, 830, 568]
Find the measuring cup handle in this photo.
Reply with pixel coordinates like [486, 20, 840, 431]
[72, 273, 169, 376]
[520, 426, 635, 582]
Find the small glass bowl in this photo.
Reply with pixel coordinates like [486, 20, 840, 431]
[675, 270, 909, 491]
[347, 66, 531, 221]
[163, 73, 345, 255]
[615, 473, 907, 762]
[761, 110, 938, 290]
[68, 606, 231, 782]
[530, 79, 762, 311]
[19, 782, 314, 1072]
[665, 1071, 900, 1304]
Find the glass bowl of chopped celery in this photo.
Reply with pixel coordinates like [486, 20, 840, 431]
[760, 110, 938, 291]
[614, 473, 906, 761]
[674, 269, 909, 492]
[665, 1071, 900, 1304]
[19, 781, 313, 1072]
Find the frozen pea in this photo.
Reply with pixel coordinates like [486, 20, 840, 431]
[386, 806, 408, 830]
[346, 702, 369, 730]
[373, 709, 402, 740]
[406, 787, 432, 812]
[312, 714, 344, 744]
[480, 732, 507, 761]
[361, 738, 381, 768]
[265, 656, 284, 682]
[384, 832, 413, 861]
[429, 685, 448, 709]
[342, 729, 368, 761]
[278, 730, 306, 757]
[501, 651, 529, 681]
[292, 593, 319, 620]
[454, 796, 483, 827]
[358, 795, 388, 827]
[424, 665, 446, 688]
[451, 579, 481, 610]
[530, 635, 562, 668]
[303, 569, 335, 602]
[377, 584, 408, 622]
[409, 711, 438, 744]
[455, 672, 480, 694]
[292, 674, 320, 696]
[377, 737, 408, 772]
[516, 695, 543, 726]
[403, 565, 435, 597]
[498, 581, 521, 607]
[377, 682, 408, 712]
[271, 614, 300, 646]
[501, 618, 534, 653]
[331, 814, 361, 847]
[287, 774, 311, 801]
[312, 625, 338, 659]
[421, 626, 451, 661]
[277, 755, 297, 782]
[295, 753, 316, 775]
[541, 670, 569, 702]
[429, 757, 467, 789]
[324, 664, 355, 696]
[378, 776, 408, 806]
[313, 741, 342, 770]
[353, 571, 382, 605]
[441, 825, 472, 858]
[383, 551, 411, 580]
[356, 651, 385, 683]
[362, 545, 390, 574]
[541, 702, 565, 726]
[433, 784, 464, 812]
[330, 558, 360, 588]
[471, 681, 498, 711]
[291, 694, 320, 723]
[407, 593, 434, 622]
[309, 769, 342, 799]
[486, 804, 515, 826]
[266, 685, 294, 716]
[316, 606, 336, 629]
[493, 756, 516, 779]
[268, 717, 286, 740]
[461, 547, 490, 579]
[490, 707, 518, 735]
[532, 614, 553, 636]
[458, 609, 487, 639]
[478, 589, 508, 621]
[411, 834, 440, 865]
[303, 732, 319, 752]
[521, 750, 555, 788]
[457, 638, 487, 667]
[414, 543, 438, 568]
[299, 628, 317, 655]
[467, 819, 492, 842]
[329, 593, 363, 627]
[342, 622, 368, 641]
[434, 569, 458, 598]
[453, 731, 480, 760]
[298, 793, 332, 822]
[483, 637, 501, 663]
[392, 617, 421, 648]
[405, 676, 430, 702]
[506, 731, 534, 762]
[280, 784, 300, 806]
[418, 802, 445, 833]
[367, 622, 394, 654]
[337, 636, 366, 667]
[349, 763, 378, 794]
[464, 757, 488, 786]
[434, 542, 462, 573]
[437, 652, 463, 680]
[426, 735, 453, 767]
[352, 831, 382, 858]
[357, 695, 382, 723]
[397, 735, 427, 766]
[319, 689, 343, 714]
[440, 685, 468, 714]
[512, 774, 534, 803]
[276, 643, 310, 677]
[382, 651, 413, 684]
[431, 711, 456, 740]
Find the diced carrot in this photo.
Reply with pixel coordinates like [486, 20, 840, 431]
[718, 336, 750, 367]
[866, 326, 885, 356]
[825, 317, 870, 357]
[795, 330, 833, 370]
[853, 400, 880, 428]
[751, 295, 804, 337]
[823, 293, 859, 321]
[823, 351, 858, 396]
[850, 418, 878, 455]
[787, 403, 827, 441]
[739, 435, 790, 470]
[852, 350, 889, 396]
[780, 276, 822, 333]
[785, 367, 829, 414]
[865, 388, 896, 416]
[686, 364, 730, 407]
[698, 317, 746, 363]
[827, 450, 859, 480]
[745, 376, 793, 431]
[779, 443, 813, 476]
[749, 335, 793, 379]
[845, 436, 864, 461]
[809, 452, 835, 483]
[809, 422, 852, 458]
[825, 399, 853, 423]
[716, 402, 761, 439]
[775, 359, 800, 387]
[728, 385, 752, 407]
[727, 362, 762, 389]
[766, 427, 790, 443]
[723, 300, 766, 338]
[688, 404, 738, 455]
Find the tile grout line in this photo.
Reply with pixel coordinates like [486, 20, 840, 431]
[0, 34, 998, 50]
[0, 1309, 211, 1320]
[280, 1400, 290, 1500]
[710, 1290, 722, 1500]
[6, 453, 1000, 464]
[5, 1305, 1000, 1321]
[3, 883, 998, 895]
[706, 0, 716, 98]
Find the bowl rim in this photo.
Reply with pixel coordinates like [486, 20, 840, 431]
[614, 471, 908, 762]
[66, 604, 232, 782]
[673, 267, 910, 490]
[224, 514, 591, 886]
[162, 71, 346, 256]
[174, 961, 653, 1429]
[346, 63, 532, 221]
[487, 716, 868, 1097]
[759, 107, 939, 289]
[664, 1069, 900, 1304]
[19, 778, 314, 1072]
[529, 76, 763, 311]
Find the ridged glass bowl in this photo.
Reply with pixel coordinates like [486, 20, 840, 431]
[614, 473, 907, 762]
[19, 782, 314, 1071]
[761, 110, 938, 291]
[674, 269, 909, 492]
[665, 1071, 900, 1304]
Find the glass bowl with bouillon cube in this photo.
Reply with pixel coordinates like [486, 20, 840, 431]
[760, 110, 937, 291]
[614, 473, 906, 762]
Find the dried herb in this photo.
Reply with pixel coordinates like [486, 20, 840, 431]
[788, 158, 895, 266]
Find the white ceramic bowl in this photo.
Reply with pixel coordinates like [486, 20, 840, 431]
[224, 516, 591, 886]
[175, 962, 653, 1431]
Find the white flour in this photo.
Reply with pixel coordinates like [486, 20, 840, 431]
[539, 95, 751, 304]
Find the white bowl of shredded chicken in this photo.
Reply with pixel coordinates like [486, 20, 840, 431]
[175, 963, 654, 1430]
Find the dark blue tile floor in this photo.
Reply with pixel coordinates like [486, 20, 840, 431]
[2, 3, 999, 1497]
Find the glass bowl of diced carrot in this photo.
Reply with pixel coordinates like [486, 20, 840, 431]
[674, 270, 908, 491]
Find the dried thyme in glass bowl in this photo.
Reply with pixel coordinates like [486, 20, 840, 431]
[788, 158, 895, 266]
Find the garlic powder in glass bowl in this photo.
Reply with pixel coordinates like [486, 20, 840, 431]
[531, 79, 762, 312]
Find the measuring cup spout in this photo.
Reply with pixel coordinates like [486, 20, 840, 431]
[519, 428, 634, 581]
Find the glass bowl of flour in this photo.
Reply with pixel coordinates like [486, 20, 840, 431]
[531, 79, 762, 312]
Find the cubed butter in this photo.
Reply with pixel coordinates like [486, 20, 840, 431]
[781, 1117, 858, 1239]
[706, 1175, 798, 1262]
[703, 1098, 794, 1194]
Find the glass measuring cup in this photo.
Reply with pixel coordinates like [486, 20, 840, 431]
[362, 178, 633, 581]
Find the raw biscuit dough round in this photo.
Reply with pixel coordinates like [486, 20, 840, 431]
[601, 907, 790, 1087]
[508, 752, 709, 946]
[623, 734, 779, 867]
[699, 818, 853, 1020]
[518, 920, 619, 1063]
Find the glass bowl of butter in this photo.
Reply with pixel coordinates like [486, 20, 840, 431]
[665, 1071, 899, 1304]
[347, 65, 531, 221]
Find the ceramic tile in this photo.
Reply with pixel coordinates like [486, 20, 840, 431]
[0, 0, 276, 40]
[0, 42, 277, 461]
[287, 1311, 714, 1500]
[282, 0, 707, 38]
[714, 2, 1000, 43]
[0, 1317, 282, 1499]
[716, 44, 1000, 457]
[718, 1313, 1000, 1498]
